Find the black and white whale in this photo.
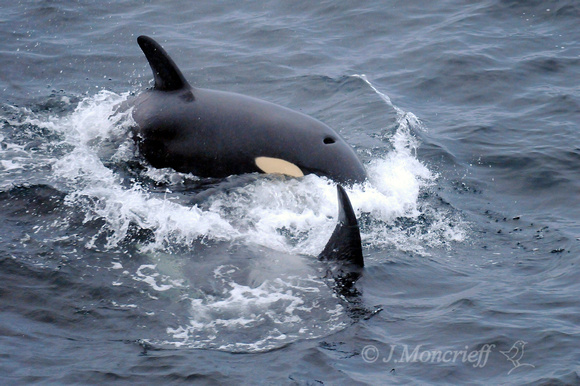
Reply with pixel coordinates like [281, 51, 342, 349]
[131, 36, 367, 185]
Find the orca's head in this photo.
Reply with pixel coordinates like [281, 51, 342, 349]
[254, 123, 368, 185]
[298, 131, 367, 185]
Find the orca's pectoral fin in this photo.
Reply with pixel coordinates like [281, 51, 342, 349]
[137, 35, 190, 92]
[319, 185, 364, 268]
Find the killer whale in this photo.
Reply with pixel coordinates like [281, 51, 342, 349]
[131, 36, 367, 185]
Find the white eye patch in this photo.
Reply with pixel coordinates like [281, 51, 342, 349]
[255, 157, 304, 177]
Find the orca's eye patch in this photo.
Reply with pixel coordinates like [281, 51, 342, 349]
[323, 137, 336, 144]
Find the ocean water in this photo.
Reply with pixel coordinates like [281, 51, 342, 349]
[1, 0, 579, 384]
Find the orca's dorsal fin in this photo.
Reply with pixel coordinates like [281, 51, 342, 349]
[319, 185, 364, 268]
[137, 35, 190, 92]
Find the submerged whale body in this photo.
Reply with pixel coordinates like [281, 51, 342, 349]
[131, 35, 367, 185]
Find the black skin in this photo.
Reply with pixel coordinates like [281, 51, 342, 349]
[132, 35, 367, 185]
[131, 36, 367, 295]
[318, 185, 367, 305]
[319, 185, 364, 268]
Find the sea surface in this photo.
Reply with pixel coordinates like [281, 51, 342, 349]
[1, 0, 579, 384]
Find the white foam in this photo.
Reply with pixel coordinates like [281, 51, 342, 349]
[1, 160, 21, 171]
[165, 275, 346, 352]
[3, 88, 465, 256]
[111, 262, 123, 270]
[133, 264, 184, 292]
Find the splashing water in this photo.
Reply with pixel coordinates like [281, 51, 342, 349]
[0, 81, 466, 351]
[3, 87, 464, 256]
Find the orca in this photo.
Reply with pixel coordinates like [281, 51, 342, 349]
[131, 36, 367, 185]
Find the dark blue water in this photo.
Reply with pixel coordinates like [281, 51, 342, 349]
[1, 1, 579, 384]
